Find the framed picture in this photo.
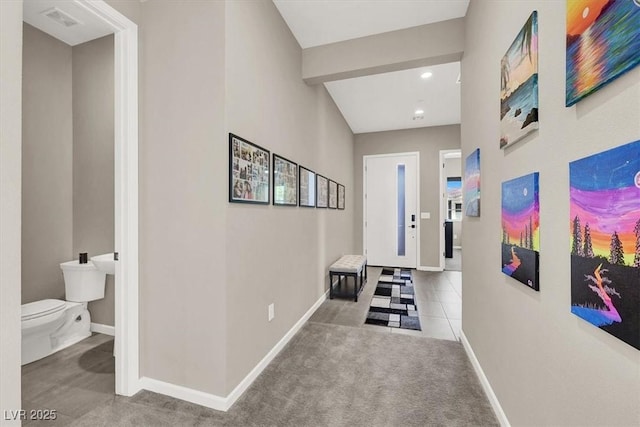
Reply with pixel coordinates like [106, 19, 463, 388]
[316, 174, 328, 208]
[566, 1, 640, 106]
[464, 148, 480, 217]
[337, 184, 345, 210]
[229, 133, 270, 204]
[500, 11, 538, 149]
[299, 165, 316, 208]
[501, 172, 540, 291]
[328, 180, 338, 209]
[569, 139, 640, 350]
[272, 154, 297, 206]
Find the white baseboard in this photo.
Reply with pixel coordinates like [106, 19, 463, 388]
[460, 330, 510, 427]
[139, 376, 227, 411]
[417, 266, 444, 272]
[224, 288, 329, 409]
[139, 289, 330, 412]
[91, 322, 115, 336]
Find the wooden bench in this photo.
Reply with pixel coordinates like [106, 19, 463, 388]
[329, 255, 367, 302]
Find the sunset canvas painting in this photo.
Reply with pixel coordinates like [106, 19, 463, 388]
[569, 140, 640, 350]
[464, 149, 480, 217]
[501, 172, 540, 291]
[500, 11, 538, 149]
[566, 0, 640, 106]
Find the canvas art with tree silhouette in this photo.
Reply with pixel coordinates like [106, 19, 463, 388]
[501, 172, 540, 291]
[570, 139, 640, 350]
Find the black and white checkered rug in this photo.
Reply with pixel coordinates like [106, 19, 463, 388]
[364, 267, 421, 331]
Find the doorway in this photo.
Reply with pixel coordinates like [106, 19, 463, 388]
[20, 0, 139, 398]
[440, 149, 462, 271]
[363, 152, 420, 268]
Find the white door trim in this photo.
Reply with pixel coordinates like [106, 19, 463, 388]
[439, 149, 460, 272]
[74, 0, 139, 396]
[363, 152, 420, 268]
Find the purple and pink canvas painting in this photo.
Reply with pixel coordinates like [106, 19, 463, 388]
[570, 139, 640, 350]
[501, 172, 540, 291]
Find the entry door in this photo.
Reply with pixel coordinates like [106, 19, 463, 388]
[364, 153, 418, 268]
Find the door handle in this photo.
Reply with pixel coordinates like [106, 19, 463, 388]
[408, 225, 416, 229]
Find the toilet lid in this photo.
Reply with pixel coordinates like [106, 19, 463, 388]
[21, 299, 66, 321]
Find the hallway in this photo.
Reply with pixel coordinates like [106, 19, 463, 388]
[22, 269, 494, 427]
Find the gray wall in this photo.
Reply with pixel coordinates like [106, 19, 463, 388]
[444, 156, 462, 247]
[139, 0, 228, 395]
[73, 35, 115, 326]
[225, 0, 355, 392]
[21, 24, 73, 304]
[136, 0, 355, 396]
[462, 1, 640, 425]
[0, 0, 23, 420]
[354, 125, 461, 268]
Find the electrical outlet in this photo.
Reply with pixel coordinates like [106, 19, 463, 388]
[268, 303, 275, 322]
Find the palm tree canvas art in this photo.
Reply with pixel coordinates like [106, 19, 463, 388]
[500, 11, 538, 149]
[570, 139, 640, 350]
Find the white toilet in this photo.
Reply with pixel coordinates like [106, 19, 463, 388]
[21, 260, 106, 365]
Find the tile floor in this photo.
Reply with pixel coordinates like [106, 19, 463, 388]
[21, 333, 115, 426]
[445, 247, 462, 271]
[310, 266, 462, 341]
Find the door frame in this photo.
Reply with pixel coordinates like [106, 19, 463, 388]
[75, 0, 139, 396]
[439, 149, 461, 271]
[363, 152, 420, 268]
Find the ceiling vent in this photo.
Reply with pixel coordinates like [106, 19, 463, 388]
[41, 7, 82, 28]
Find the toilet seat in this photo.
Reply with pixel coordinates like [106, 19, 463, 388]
[22, 299, 66, 321]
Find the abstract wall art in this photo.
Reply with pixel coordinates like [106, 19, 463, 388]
[566, 0, 640, 106]
[501, 172, 540, 291]
[464, 148, 480, 217]
[569, 139, 640, 350]
[500, 11, 539, 149]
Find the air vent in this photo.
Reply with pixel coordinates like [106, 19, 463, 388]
[41, 7, 82, 27]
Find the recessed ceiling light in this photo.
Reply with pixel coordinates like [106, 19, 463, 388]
[415, 109, 424, 115]
[420, 71, 433, 79]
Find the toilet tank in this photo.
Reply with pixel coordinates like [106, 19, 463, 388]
[60, 260, 106, 302]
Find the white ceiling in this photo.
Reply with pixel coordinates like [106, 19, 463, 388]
[23, 0, 113, 46]
[273, 0, 470, 49]
[273, 0, 468, 134]
[325, 62, 461, 134]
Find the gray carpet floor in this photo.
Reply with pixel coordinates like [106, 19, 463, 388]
[24, 268, 497, 426]
[67, 323, 496, 426]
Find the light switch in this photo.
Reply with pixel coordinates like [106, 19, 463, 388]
[421, 212, 430, 219]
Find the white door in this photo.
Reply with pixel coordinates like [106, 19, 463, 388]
[364, 153, 418, 268]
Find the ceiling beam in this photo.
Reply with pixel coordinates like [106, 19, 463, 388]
[302, 18, 464, 85]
